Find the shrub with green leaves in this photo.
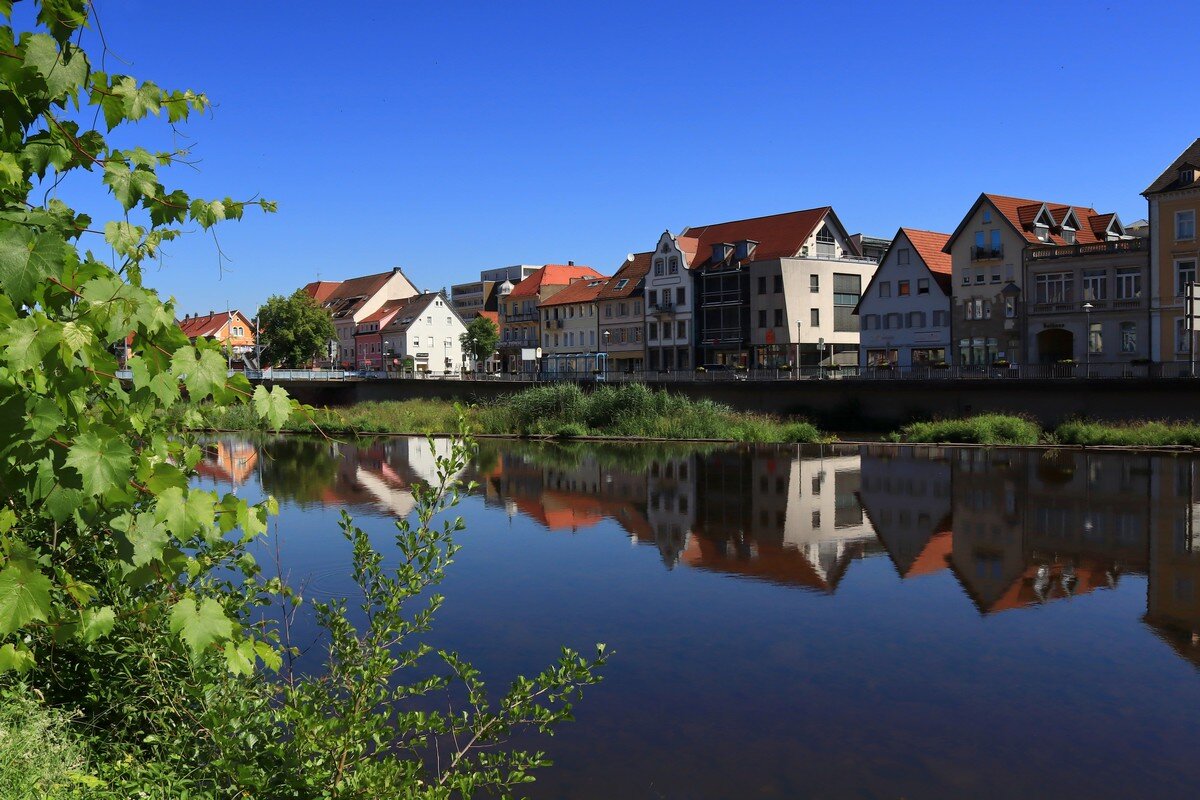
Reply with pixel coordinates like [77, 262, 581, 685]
[0, 3, 607, 796]
[894, 414, 1042, 445]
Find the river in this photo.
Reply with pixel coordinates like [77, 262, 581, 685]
[194, 435, 1200, 799]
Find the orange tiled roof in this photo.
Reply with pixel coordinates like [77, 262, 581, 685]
[680, 207, 836, 267]
[984, 194, 1107, 247]
[538, 276, 610, 306]
[903, 530, 953, 578]
[507, 264, 602, 299]
[1143, 138, 1200, 195]
[596, 252, 652, 300]
[302, 280, 341, 303]
[178, 310, 247, 340]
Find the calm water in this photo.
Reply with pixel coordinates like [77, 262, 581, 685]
[196, 436, 1200, 799]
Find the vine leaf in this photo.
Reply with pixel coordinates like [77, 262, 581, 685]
[0, 558, 53, 634]
[169, 595, 233, 659]
[65, 429, 133, 496]
[253, 384, 291, 429]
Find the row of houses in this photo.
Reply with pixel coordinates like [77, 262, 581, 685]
[176, 138, 1199, 375]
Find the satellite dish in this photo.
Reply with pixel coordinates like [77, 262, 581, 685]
[626, 253, 635, 262]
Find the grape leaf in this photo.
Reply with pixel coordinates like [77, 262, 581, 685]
[0, 558, 53, 634]
[169, 595, 233, 659]
[66, 429, 133, 496]
[252, 384, 292, 429]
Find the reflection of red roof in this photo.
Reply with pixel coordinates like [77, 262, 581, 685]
[681, 208, 838, 267]
[904, 531, 953, 578]
[507, 265, 602, 299]
[512, 494, 604, 531]
[681, 537, 843, 592]
[985, 557, 1115, 614]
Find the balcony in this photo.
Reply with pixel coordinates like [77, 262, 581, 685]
[503, 310, 539, 323]
[971, 245, 1004, 261]
[649, 301, 677, 315]
[1026, 238, 1146, 261]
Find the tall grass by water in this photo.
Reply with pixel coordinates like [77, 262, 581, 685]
[199, 384, 824, 443]
[890, 414, 1042, 445]
[1054, 419, 1200, 447]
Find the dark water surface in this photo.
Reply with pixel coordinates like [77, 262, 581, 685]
[196, 436, 1200, 799]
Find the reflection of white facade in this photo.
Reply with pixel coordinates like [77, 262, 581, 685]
[647, 455, 697, 567]
[350, 438, 460, 518]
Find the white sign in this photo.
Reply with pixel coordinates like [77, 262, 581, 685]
[521, 348, 538, 361]
[1190, 283, 1200, 329]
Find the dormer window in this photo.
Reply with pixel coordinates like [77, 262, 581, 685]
[1035, 223, 1050, 242]
[1181, 168, 1196, 186]
[1063, 228, 1076, 244]
[815, 226, 836, 258]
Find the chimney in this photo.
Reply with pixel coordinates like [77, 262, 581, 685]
[568, 260, 574, 266]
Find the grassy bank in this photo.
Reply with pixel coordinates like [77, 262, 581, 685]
[201, 384, 826, 443]
[890, 414, 1200, 447]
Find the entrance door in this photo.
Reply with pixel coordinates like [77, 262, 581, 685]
[1037, 328, 1073, 364]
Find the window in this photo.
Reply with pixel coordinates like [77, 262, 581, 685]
[990, 270, 1000, 283]
[990, 230, 1001, 253]
[809, 274, 819, 293]
[757, 276, 767, 295]
[879, 281, 891, 298]
[675, 287, 686, 306]
[810, 308, 820, 327]
[961, 272, 970, 286]
[884, 312, 902, 329]
[974, 231, 984, 252]
[1035, 272, 1073, 303]
[774, 308, 783, 327]
[863, 314, 879, 330]
[1035, 223, 1050, 242]
[1004, 297, 1015, 318]
[1120, 321, 1137, 353]
[898, 280, 910, 297]
[908, 311, 926, 327]
[1089, 322, 1102, 354]
[1176, 260, 1196, 296]
[677, 320, 686, 338]
[1177, 210, 1196, 241]
[983, 302, 992, 319]
[815, 226, 836, 257]
[774, 274, 783, 293]
[649, 290, 657, 307]
[654, 259, 664, 276]
[758, 309, 767, 328]
[648, 322, 658, 340]
[917, 278, 929, 294]
[1063, 228, 1076, 244]
[974, 270, 984, 284]
[1116, 268, 1141, 300]
[983, 209, 992, 223]
[605, 304, 612, 318]
[897, 248, 910, 265]
[668, 257, 679, 274]
[1178, 318, 1191, 353]
[932, 310, 948, 327]
[1083, 269, 1107, 301]
[619, 302, 627, 316]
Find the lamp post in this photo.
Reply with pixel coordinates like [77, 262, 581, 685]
[602, 329, 610, 381]
[1083, 301, 1094, 377]
[796, 321, 802, 380]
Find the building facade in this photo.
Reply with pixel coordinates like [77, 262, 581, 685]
[178, 310, 257, 363]
[596, 252, 650, 373]
[644, 231, 697, 372]
[856, 228, 953, 367]
[303, 268, 418, 366]
[498, 264, 602, 373]
[1144, 138, 1200, 364]
[539, 277, 607, 375]
[378, 292, 468, 374]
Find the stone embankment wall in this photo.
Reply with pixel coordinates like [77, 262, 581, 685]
[267, 377, 1200, 430]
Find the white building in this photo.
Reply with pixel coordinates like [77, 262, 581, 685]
[855, 228, 953, 367]
[379, 292, 469, 375]
[303, 268, 419, 366]
[644, 230, 698, 371]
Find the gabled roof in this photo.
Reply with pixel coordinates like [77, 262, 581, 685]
[596, 252, 652, 300]
[380, 292, 464, 334]
[854, 228, 953, 314]
[538, 277, 610, 306]
[178, 310, 249, 340]
[312, 268, 412, 320]
[302, 280, 341, 304]
[507, 264, 602, 299]
[1143, 138, 1200, 196]
[680, 207, 843, 268]
[945, 193, 1112, 251]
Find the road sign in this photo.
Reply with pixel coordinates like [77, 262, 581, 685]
[1190, 282, 1200, 329]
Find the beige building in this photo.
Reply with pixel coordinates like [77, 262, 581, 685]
[538, 275, 608, 376]
[498, 263, 602, 374]
[596, 252, 650, 373]
[303, 268, 419, 367]
[1143, 138, 1200, 364]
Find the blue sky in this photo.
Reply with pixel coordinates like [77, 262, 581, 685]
[43, 0, 1200, 315]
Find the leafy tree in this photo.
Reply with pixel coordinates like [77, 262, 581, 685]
[0, 2, 605, 795]
[258, 288, 335, 368]
[459, 315, 498, 371]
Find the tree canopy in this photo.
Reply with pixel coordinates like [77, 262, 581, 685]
[258, 289, 335, 368]
[459, 314, 499, 369]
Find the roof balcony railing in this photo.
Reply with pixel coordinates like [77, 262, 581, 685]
[971, 245, 1004, 261]
[1027, 238, 1147, 260]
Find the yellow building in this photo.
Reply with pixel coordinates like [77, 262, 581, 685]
[1143, 138, 1200, 364]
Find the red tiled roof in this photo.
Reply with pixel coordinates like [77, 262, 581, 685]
[302, 280, 341, 303]
[596, 252, 652, 300]
[359, 299, 411, 325]
[507, 264, 602, 299]
[984, 194, 1106, 247]
[311, 268, 413, 319]
[1143, 138, 1200, 195]
[178, 310, 246, 339]
[478, 310, 499, 327]
[680, 207, 834, 267]
[1089, 213, 1116, 240]
[900, 228, 952, 276]
[538, 276, 610, 306]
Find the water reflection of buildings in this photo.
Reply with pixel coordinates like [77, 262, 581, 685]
[195, 438, 260, 487]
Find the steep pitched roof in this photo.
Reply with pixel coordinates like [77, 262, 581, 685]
[316, 268, 411, 319]
[379, 292, 464, 334]
[507, 264, 602, 299]
[946, 193, 1112, 251]
[302, 280, 341, 304]
[680, 207, 835, 267]
[595, 252, 652, 300]
[178, 310, 246, 340]
[855, 228, 953, 314]
[538, 277, 610, 306]
[1144, 138, 1200, 196]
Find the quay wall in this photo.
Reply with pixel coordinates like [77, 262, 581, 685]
[265, 377, 1200, 430]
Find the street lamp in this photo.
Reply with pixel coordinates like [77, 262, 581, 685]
[1083, 301, 1094, 377]
[602, 330, 610, 380]
[796, 321, 802, 379]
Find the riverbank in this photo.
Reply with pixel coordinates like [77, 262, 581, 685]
[200, 383, 827, 444]
[888, 414, 1200, 448]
